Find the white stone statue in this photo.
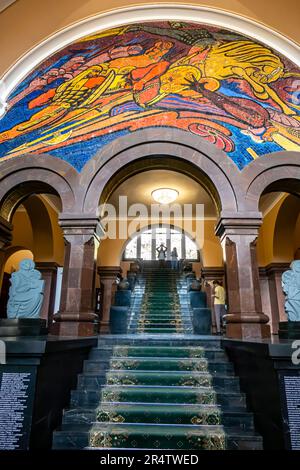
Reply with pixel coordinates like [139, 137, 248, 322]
[281, 260, 300, 321]
[7, 259, 45, 319]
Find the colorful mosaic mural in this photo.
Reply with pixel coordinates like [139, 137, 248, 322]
[0, 21, 300, 171]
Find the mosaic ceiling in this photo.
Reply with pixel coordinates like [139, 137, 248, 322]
[0, 21, 299, 171]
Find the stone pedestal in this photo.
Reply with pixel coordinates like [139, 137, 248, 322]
[278, 321, 300, 339]
[216, 216, 270, 339]
[98, 266, 122, 333]
[192, 308, 212, 335]
[109, 306, 129, 334]
[51, 216, 101, 337]
[0, 318, 47, 336]
[259, 263, 289, 334]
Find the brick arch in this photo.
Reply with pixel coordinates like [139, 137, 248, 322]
[80, 128, 241, 215]
[242, 151, 300, 211]
[0, 154, 79, 221]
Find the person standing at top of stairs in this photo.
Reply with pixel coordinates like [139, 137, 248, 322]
[171, 247, 179, 270]
[156, 243, 167, 267]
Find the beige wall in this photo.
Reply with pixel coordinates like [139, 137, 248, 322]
[0, 1, 299, 77]
[257, 193, 300, 266]
[4, 249, 33, 273]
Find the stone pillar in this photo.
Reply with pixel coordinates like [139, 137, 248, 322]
[51, 215, 101, 336]
[0, 216, 13, 288]
[262, 263, 289, 334]
[98, 266, 122, 333]
[35, 262, 59, 326]
[201, 267, 224, 333]
[216, 216, 270, 339]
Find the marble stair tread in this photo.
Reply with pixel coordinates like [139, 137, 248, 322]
[83, 358, 233, 374]
[62, 405, 254, 429]
[71, 384, 246, 403]
[78, 375, 239, 390]
[137, 331, 183, 335]
[85, 356, 231, 365]
[89, 348, 227, 360]
[53, 425, 263, 450]
[97, 337, 222, 348]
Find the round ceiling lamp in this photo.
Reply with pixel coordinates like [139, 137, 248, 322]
[151, 188, 179, 204]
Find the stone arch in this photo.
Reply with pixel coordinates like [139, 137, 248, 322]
[0, 154, 78, 221]
[80, 128, 241, 216]
[120, 221, 202, 262]
[243, 151, 300, 212]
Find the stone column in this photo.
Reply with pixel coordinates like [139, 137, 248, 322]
[215, 216, 270, 339]
[98, 266, 122, 333]
[264, 263, 289, 334]
[0, 216, 13, 288]
[35, 262, 59, 326]
[51, 215, 102, 336]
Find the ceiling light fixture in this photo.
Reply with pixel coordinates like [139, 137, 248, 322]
[151, 188, 179, 204]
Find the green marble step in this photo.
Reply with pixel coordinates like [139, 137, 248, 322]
[138, 316, 181, 320]
[63, 405, 255, 429]
[105, 358, 230, 373]
[136, 331, 183, 334]
[138, 323, 182, 329]
[142, 305, 179, 308]
[53, 428, 263, 450]
[99, 385, 216, 403]
[137, 328, 183, 333]
[71, 385, 246, 408]
[91, 346, 208, 358]
[79, 372, 239, 389]
[89, 346, 227, 360]
[95, 402, 221, 425]
[144, 294, 178, 298]
[88, 422, 226, 449]
[139, 312, 182, 316]
[84, 357, 232, 373]
[93, 370, 213, 387]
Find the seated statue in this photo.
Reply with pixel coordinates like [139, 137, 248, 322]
[281, 260, 300, 322]
[7, 259, 45, 319]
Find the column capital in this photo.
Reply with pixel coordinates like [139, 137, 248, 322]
[98, 266, 122, 280]
[263, 262, 290, 276]
[59, 213, 104, 243]
[215, 214, 262, 240]
[201, 267, 224, 280]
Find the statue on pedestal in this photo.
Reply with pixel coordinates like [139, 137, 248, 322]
[7, 259, 45, 319]
[281, 261, 300, 321]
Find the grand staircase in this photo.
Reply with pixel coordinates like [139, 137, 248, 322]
[130, 266, 192, 334]
[53, 265, 263, 450]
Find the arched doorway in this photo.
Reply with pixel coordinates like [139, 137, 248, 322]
[0, 171, 68, 326]
[95, 158, 225, 333]
[122, 225, 200, 262]
[257, 185, 300, 334]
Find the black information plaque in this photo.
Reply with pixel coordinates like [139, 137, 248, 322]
[279, 371, 300, 450]
[0, 365, 37, 450]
